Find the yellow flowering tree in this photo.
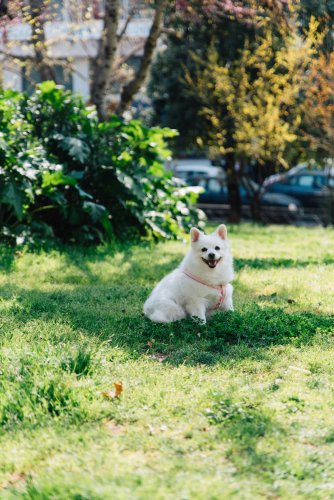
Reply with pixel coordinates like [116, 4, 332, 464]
[193, 22, 318, 219]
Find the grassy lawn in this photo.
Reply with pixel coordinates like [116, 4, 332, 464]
[0, 224, 334, 499]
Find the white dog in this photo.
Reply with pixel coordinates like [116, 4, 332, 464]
[144, 224, 234, 323]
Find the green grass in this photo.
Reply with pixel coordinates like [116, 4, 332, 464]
[0, 224, 333, 499]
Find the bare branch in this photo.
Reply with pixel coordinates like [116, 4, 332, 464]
[117, 0, 168, 115]
[117, 8, 135, 42]
[113, 40, 144, 68]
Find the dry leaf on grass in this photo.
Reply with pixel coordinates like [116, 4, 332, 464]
[102, 382, 123, 400]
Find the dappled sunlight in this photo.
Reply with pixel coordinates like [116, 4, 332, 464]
[0, 224, 334, 497]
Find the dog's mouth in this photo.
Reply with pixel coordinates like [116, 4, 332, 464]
[201, 257, 221, 269]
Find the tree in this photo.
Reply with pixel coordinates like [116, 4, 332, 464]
[193, 26, 316, 220]
[149, 0, 296, 221]
[91, 0, 169, 119]
[149, 0, 280, 151]
[301, 51, 334, 159]
[175, 0, 291, 20]
[0, 0, 168, 118]
[298, 0, 334, 54]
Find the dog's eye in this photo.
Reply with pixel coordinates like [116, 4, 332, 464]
[201, 247, 207, 252]
[215, 246, 220, 251]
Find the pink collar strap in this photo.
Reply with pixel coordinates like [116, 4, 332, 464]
[182, 269, 226, 310]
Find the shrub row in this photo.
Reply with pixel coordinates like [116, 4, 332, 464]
[0, 81, 204, 244]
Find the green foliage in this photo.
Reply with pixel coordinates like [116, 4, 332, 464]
[299, 0, 334, 53]
[149, 1, 293, 155]
[150, 3, 328, 174]
[0, 82, 204, 244]
[193, 25, 318, 169]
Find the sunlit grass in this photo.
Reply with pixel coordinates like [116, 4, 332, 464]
[0, 224, 333, 499]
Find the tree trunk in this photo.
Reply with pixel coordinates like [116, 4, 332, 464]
[91, 0, 120, 121]
[116, 0, 168, 115]
[225, 153, 241, 223]
[250, 191, 262, 221]
[241, 158, 263, 222]
[29, 0, 57, 82]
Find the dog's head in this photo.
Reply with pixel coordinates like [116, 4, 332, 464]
[189, 224, 229, 269]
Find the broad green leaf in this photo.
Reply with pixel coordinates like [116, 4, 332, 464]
[38, 81, 57, 93]
[2, 182, 24, 220]
[61, 138, 90, 164]
[83, 201, 108, 223]
[42, 171, 77, 188]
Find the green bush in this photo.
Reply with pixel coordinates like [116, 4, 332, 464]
[0, 82, 204, 244]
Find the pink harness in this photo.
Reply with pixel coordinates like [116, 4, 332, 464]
[182, 269, 226, 310]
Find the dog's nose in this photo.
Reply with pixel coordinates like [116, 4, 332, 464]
[208, 252, 215, 259]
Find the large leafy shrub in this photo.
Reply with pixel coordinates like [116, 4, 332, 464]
[0, 82, 204, 244]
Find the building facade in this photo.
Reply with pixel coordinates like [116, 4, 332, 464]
[0, 0, 152, 101]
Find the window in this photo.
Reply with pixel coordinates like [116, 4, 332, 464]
[314, 176, 326, 188]
[296, 175, 314, 187]
[45, 0, 64, 21]
[285, 176, 298, 185]
[22, 0, 64, 21]
[22, 64, 72, 93]
[65, 0, 95, 21]
[207, 179, 221, 193]
[127, 0, 153, 18]
[198, 179, 207, 188]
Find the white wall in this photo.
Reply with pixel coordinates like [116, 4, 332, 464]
[72, 58, 90, 99]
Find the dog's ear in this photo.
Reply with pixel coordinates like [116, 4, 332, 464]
[215, 224, 227, 240]
[190, 227, 202, 242]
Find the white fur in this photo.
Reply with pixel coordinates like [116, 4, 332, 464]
[144, 224, 234, 323]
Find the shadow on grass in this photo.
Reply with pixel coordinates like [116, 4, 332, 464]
[0, 281, 332, 368]
[0, 247, 17, 272]
[38, 243, 184, 286]
[235, 256, 334, 271]
[206, 395, 286, 474]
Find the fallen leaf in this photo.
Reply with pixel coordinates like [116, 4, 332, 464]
[102, 381, 123, 400]
[147, 339, 155, 348]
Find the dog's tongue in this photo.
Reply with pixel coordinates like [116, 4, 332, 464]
[208, 260, 217, 268]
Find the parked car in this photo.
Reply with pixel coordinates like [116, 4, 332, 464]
[264, 171, 334, 225]
[189, 177, 303, 223]
[263, 163, 308, 187]
[168, 159, 224, 181]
